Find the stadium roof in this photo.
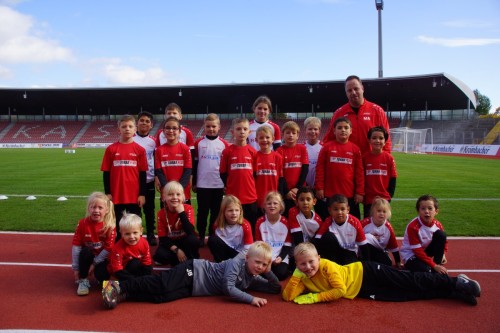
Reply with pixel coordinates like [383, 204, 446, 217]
[0, 73, 476, 117]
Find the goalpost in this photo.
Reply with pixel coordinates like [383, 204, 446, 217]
[390, 127, 433, 154]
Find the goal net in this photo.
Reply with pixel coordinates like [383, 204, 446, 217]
[390, 127, 433, 154]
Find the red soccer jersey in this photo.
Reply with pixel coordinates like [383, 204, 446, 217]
[315, 214, 367, 253]
[155, 142, 193, 199]
[315, 140, 364, 199]
[100, 141, 148, 205]
[255, 215, 292, 262]
[323, 100, 392, 154]
[362, 151, 397, 204]
[220, 144, 257, 204]
[108, 237, 152, 274]
[400, 217, 448, 268]
[254, 150, 283, 208]
[361, 217, 399, 252]
[276, 144, 309, 191]
[288, 206, 323, 243]
[214, 219, 254, 253]
[156, 125, 195, 150]
[72, 217, 116, 255]
[157, 204, 196, 239]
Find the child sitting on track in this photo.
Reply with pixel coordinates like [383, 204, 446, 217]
[108, 213, 153, 281]
[102, 241, 281, 308]
[283, 242, 481, 306]
[71, 192, 116, 296]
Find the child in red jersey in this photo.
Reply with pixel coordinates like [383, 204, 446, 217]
[401, 195, 448, 274]
[288, 186, 323, 245]
[360, 198, 401, 267]
[254, 126, 285, 214]
[362, 126, 397, 218]
[220, 118, 258, 233]
[283, 242, 481, 306]
[315, 117, 364, 220]
[276, 121, 309, 217]
[134, 111, 160, 246]
[100, 115, 148, 240]
[108, 212, 153, 281]
[207, 195, 254, 262]
[72, 192, 116, 296]
[255, 191, 292, 281]
[153, 181, 199, 266]
[314, 194, 369, 265]
[155, 117, 192, 204]
[247, 95, 282, 151]
[193, 113, 230, 246]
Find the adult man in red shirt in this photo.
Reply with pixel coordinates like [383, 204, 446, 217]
[323, 75, 391, 154]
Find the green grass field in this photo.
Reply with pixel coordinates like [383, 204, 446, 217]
[0, 149, 499, 236]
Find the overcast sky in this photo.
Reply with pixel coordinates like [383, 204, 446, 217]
[0, 0, 499, 112]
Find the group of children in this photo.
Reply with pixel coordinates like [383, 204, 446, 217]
[71, 96, 482, 308]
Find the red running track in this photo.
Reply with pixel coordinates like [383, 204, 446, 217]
[1, 232, 499, 333]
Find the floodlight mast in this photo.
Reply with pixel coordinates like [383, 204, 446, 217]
[375, 0, 384, 78]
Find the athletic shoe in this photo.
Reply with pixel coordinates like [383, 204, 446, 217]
[457, 274, 481, 297]
[102, 280, 120, 309]
[147, 233, 157, 246]
[76, 278, 91, 296]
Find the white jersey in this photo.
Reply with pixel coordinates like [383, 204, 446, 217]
[248, 120, 281, 151]
[194, 136, 228, 188]
[305, 141, 322, 187]
[133, 134, 157, 183]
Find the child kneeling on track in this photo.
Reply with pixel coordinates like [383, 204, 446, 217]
[108, 212, 153, 281]
[282, 242, 481, 306]
[71, 192, 116, 296]
[102, 241, 281, 309]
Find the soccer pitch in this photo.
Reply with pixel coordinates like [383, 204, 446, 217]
[0, 148, 499, 236]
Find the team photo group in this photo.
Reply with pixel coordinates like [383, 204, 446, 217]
[71, 75, 482, 310]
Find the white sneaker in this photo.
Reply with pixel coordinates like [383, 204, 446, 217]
[77, 278, 91, 296]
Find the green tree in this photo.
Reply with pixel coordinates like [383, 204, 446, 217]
[474, 89, 491, 115]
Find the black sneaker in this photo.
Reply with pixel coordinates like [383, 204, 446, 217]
[147, 233, 157, 246]
[456, 274, 481, 297]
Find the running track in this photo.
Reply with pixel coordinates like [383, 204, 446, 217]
[1, 232, 499, 333]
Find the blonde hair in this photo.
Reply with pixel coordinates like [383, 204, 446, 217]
[205, 113, 220, 123]
[304, 117, 321, 129]
[281, 121, 300, 134]
[231, 117, 249, 129]
[264, 191, 285, 214]
[252, 95, 273, 114]
[255, 125, 274, 139]
[119, 212, 143, 231]
[215, 195, 243, 229]
[370, 197, 392, 220]
[117, 114, 136, 127]
[86, 192, 115, 236]
[293, 242, 318, 258]
[247, 241, 273, 262]
[162, 181, 185, 205]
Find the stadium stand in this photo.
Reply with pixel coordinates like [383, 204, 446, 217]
[77, 121, 118, 144]
[0, 121, 85, 145]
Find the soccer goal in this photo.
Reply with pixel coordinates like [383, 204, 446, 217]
[390, 127, 433, 154]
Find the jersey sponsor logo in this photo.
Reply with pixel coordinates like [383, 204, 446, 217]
[268, 240, 285, 248]
[366, 169, 387, 176]
[329, 157, 352, 164]
[201, 154, 220, 161]
[284, 162, 302, 169]
[230, 163, 252, 170]
[363, 116, 371, 121]
[161, 160, 184, 167]
[113, 160, 138, 167]
[256, 169, 277, 176]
